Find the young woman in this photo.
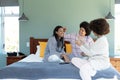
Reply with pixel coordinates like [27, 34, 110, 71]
[71, 18, 111, 80]
[44, 25, 69, 62]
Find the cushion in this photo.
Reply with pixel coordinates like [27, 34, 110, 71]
[38, 41, 47, 58]
[65, 43, 72, 54]
[35, 45, 40, 56]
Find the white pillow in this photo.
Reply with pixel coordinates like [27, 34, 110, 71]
[35, 45, 40, 56]
[48, 54, 64, 62]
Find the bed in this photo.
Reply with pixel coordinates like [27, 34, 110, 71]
[0, 37, 120, 80]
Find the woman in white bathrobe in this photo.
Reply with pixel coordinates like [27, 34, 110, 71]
[71, 18, 111, 80]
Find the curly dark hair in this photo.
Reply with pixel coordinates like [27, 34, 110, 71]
[79, 21, 91, 36]
[90, 18, 110, 35]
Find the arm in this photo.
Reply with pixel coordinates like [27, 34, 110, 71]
[77, 36, 109, 57]
[64, 33, 73, 42]
[80, 36, 95, 57]
[88, 36, 94, 47]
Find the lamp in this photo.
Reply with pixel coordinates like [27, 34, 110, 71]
[19, 0, 29, 21]
[105, 0, 115, 19]
[105, 12, 115, 19]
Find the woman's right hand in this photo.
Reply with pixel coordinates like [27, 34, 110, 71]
[60, 54, 70, 63]
[63, 27, 67, 32]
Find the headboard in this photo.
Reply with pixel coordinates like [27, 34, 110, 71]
[30, 37, 48, 54]
[30, 37, 71, 54]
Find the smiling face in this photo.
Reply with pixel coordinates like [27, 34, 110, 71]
[79, 27, 86, 36]
[56, 28, 64, 38]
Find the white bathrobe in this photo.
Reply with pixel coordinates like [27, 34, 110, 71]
[80, 35, 110, 70]
[71, 35, 111, 80]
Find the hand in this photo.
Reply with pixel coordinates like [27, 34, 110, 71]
[60, 54, 68, 58]
[75, 40, 82, 46]
[81, 52, 86, 56]
[60, 54, 65, 58]
[60, 54, 70, 63]
[81, 52, 89, 57]
[63, 27, 67, 32]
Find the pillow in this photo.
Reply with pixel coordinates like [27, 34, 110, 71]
[38, 41, 47, 58]
[35, 45, 40, 56]
[65, 43, 72, 54]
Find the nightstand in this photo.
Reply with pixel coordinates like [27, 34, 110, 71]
[110, 57, 120, 72]
[7, 56, 26, 65]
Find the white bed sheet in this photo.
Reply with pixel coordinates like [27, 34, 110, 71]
[19, 54, 43, 62]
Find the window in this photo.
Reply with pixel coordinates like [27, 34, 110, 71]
[115, 4, 120, 56]
[1, 6, 19, 52]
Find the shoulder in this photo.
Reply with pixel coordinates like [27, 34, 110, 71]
[86, 36, 93, 41]
[99, 36, 107, 41]
[96, 36, 108, 44]
[48, 36, 56, 42]
[86, 36, 92, 39]
[48, 36, 55, 40]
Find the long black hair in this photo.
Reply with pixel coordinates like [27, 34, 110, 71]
[53, 25, 64, 52]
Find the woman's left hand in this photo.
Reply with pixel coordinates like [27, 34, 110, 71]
[75, 40, 82, 46]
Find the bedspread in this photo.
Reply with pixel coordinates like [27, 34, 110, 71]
[0, 62, 120, 80]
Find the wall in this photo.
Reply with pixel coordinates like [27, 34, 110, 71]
[19, 0, 115, 57]
[0, 8, 2, 53]
[0, 53, 6, 69]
